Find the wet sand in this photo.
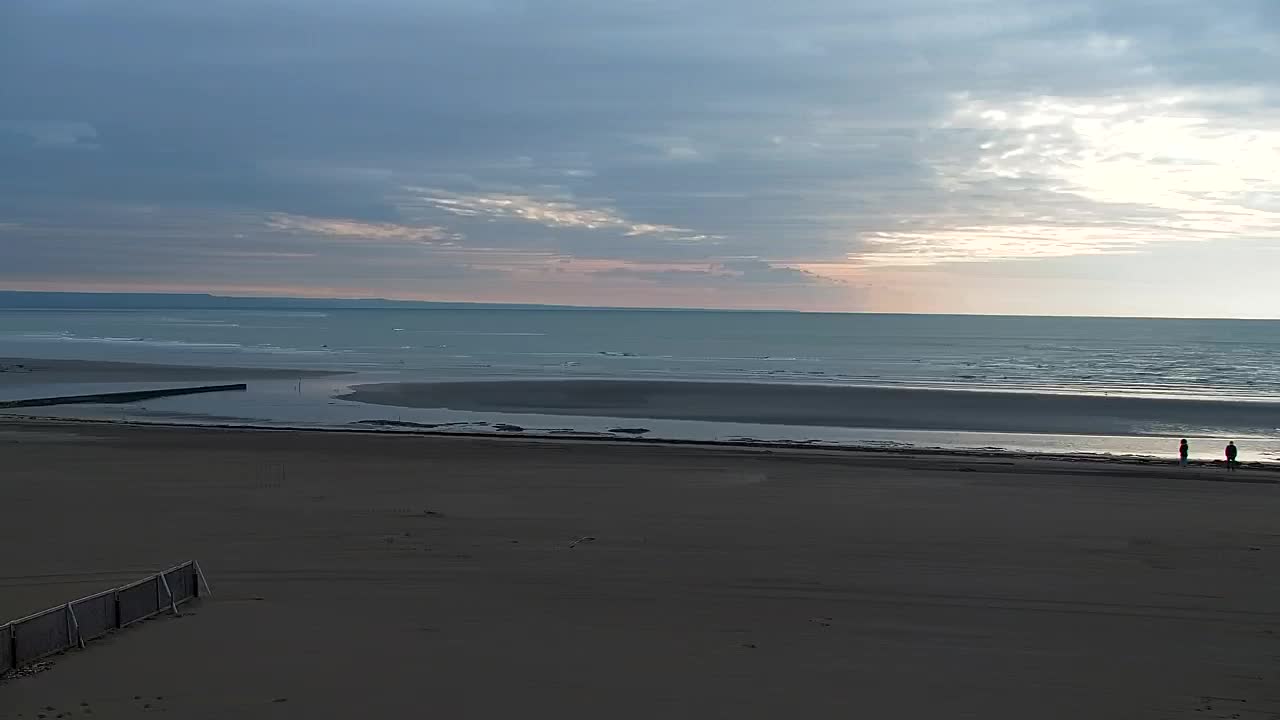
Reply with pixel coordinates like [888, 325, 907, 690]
[343, 378, 1280, 437]
[2, 421, 1278, 718]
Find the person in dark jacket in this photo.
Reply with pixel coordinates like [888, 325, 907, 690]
[1179, 439, 1189, 467]
[1225, 441, 1238, 471]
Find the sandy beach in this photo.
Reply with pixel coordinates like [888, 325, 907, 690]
[2, 420, 1278, 719]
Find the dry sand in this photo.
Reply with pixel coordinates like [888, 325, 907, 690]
[2, 422, 1279, 719]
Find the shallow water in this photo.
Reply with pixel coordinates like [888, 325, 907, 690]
[2, 307, 1277, 461]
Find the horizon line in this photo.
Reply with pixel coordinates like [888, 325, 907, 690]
[0, 288, 1276, 322]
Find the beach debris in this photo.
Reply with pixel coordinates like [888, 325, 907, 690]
[608, 427, 651, 435]
[2, 661, 54, 681]
[742, 642, 758, 649]
[354, 419, 474, 429]
[568, 536, 596, 548]
[272, 698, 289, 704]
[809, 617, 833, 627]
[493, 423, 525, 432]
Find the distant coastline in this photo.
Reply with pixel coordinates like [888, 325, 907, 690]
[4, 290, 1280, 321]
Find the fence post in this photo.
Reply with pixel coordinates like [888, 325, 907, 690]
[9, 624, 16, 669]
[194, 561, 213, 598]
[159, 573, 178, 615]
[67, 603, 85, 650]
[64, 604, 73, 653]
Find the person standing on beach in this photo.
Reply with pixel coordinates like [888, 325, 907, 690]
[1225, 441, 1238, 471]
[1179, 439, 1189, 467]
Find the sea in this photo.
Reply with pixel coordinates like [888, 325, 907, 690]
[2, 307, 1279, 462]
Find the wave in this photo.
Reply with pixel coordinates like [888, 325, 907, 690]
[5, 309, 1280, 405]
[0, 330, 340, 356]
[393, 330, 549, 336]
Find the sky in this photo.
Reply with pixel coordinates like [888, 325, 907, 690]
[2, 0, 1279, 316]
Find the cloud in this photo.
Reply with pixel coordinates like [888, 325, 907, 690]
[0, 121, 99, 150]
[2, 0, 1279, 313]
[861, 89, 1280, 266]
[411, 189, 708, 240]
[593, 258, 835, 287]
[859, 226, 1148, 266]
[948, 90, 1280, 223]
[265, 213, 458, 243]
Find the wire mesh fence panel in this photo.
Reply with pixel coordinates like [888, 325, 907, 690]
[0, 624, 13, 674]
[117, 578, 161, 628]
[162, 563, 196, 605]
[13, 607, 70, 666]
[70, 591, 117, 643]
